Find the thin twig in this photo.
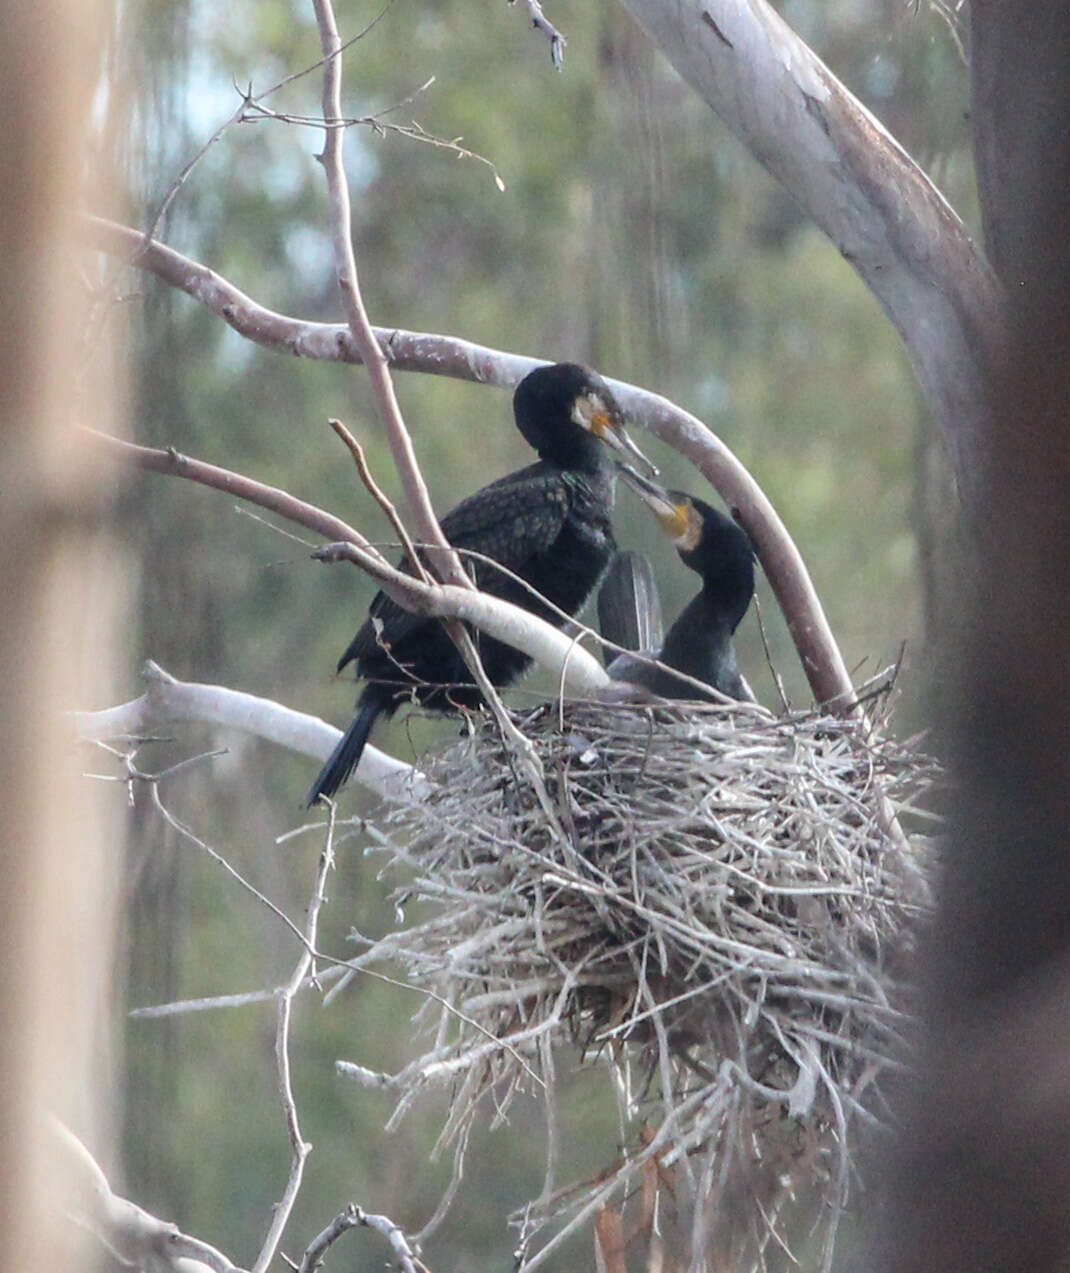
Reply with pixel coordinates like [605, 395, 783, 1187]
[252, 804, 338, 1273]
[328, 417, 431, 583]
[143, 1, 403, 242]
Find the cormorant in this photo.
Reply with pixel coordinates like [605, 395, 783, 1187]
[605, 470, 756, 702]
[306, 363, 654, 805]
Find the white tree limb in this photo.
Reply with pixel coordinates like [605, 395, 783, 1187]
[50, 1117, 244, 1273]
[314, 541, 609, 694]
[73, 659, 431, 803]
[613, 0, 1004, 504]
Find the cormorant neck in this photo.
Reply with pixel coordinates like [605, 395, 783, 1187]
[537, 428, 611, 474]
[699, 574, 752, 635]
[660, 591, 733, 682]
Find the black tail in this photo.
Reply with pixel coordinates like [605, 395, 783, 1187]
[305, 690, 384, 807]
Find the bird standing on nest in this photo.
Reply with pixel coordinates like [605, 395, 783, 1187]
[306, 362, 654, 805]
[603, 470, 756, 702]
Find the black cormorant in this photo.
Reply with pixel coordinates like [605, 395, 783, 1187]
[604, 470, 756, 702]
[306, 363, 653, 805]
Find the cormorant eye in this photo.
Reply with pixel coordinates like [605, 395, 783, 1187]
[571, 392, 606, 433]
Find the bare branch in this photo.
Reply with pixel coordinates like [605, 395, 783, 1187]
[311, 0, 468, 590]
[50, 1117, 245, 1273]
[511, 0, 566, 68]
[298, 1203, 425, 1273]
[73, 659, 428, 802]
[88, 433, 609, 696]
[87, 217, 855, 709]
[314, 542, 607, 695]
[243, 94, 506, 192]
[128, 965, 348, 1019]
[251, 814, 337, 1273]
[328, 417, 431, 584]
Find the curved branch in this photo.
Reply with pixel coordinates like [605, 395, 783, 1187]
[73, 659, 430, 802]
[51, 1117, 244, 1273]
[89, 432, 610, 697]
[613, 0, 1004, 505]
[88, 217, 855, 708]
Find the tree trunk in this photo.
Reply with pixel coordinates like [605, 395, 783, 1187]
[873, 5, 1070, 1271]
[0, 2, 123, 1268]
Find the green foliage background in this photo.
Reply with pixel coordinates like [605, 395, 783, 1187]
[105, 0, 971, 1267]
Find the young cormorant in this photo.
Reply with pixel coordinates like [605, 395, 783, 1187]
[306, 363, 653, 805]
[606, 470, 756, 702]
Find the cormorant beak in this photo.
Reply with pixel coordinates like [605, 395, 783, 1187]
[615, 464, 696, 544]
[573, 392, 658, 476]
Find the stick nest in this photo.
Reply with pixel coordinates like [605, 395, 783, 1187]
[356, 695, 934, 1271]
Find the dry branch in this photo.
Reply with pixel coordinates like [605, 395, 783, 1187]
[52, 1118, 245, 1273]
[73, 659, 428, 802]
[312, 0, 467, 590]
[88, 431, 609, 696]
[615, 0, 1004, 506]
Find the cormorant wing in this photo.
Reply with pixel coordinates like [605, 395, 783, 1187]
[597, 550, 664, 662]
[340, 470, 574, 668]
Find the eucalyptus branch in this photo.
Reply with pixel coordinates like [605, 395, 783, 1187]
[73, 658, 428, 802]
[88, 432, 608, 696]
[311, 0, 468, 590]
[50, 1117, 245, 1273]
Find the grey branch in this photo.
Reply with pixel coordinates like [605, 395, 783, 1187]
[513, 0, 566, 68]
[87, 216, 854, 710]
[73, 658, 429, 803]
[298, 1203, 424, 1273]
[311, 0, 469, 590]
[86, 435, 609, 695]
[51, 1117, 246, 1273]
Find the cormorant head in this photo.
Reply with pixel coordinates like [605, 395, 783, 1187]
[618, 469, 755, 629]
[512, 363, 655, 474]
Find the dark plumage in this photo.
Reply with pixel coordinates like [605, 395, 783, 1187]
[306, 363, 652, 805]
[607, 472, 756, 702]
[597, 550, 664, 663]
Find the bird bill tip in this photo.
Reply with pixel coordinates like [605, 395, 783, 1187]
[594, 412, 658, 476]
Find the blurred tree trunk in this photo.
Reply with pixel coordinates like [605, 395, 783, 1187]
[872, 4, 1070, 1271]
[0, 2, 123, 1269]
